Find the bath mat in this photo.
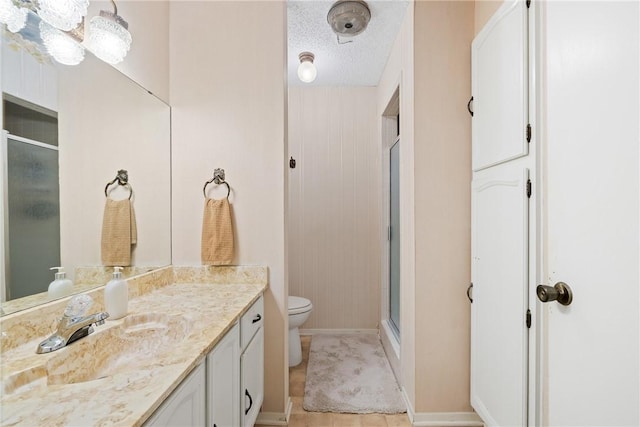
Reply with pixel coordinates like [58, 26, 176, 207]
[303, 334, 406, 414]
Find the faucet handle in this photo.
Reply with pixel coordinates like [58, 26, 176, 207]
[64, 294, 94, 318]
[93, 312, 109, 326]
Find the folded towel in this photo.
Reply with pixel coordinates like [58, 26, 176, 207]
[101, 199, 137, 266]
[201, 198, 234, 265]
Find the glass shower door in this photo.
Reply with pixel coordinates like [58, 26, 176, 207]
[389, 139, 400, 337]
[4, 133, 60, 300]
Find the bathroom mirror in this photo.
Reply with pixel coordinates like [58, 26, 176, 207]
[0, 13, 171, 316]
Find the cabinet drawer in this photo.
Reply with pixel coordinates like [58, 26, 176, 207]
[241, 296, 264, 350]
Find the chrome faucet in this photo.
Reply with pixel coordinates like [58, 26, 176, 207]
[36, 295, 109, 354]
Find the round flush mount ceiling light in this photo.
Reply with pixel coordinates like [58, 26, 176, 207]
[297, 52, 317, 83]
[0, 0, 27, 33]
[37, 0, 89, 32]
[327, 0, 371, 37]
[86, 2, 131, 65]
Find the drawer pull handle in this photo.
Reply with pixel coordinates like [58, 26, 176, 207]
[252, 314, 262, 324]
[245, 389, 253, 415]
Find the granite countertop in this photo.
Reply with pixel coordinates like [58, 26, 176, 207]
[0, 281, 266, 426]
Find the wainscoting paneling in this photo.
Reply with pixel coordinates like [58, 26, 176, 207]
[288, 87, 380, 330]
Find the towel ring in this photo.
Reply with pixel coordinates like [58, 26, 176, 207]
[105, 170, 133, 200]
[203, 168, 231, 199]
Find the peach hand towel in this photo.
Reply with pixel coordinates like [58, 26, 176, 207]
[201, 198, 234, 265]
[101, 199, 137, 266]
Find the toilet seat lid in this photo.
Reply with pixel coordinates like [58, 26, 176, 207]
[289, 296, 312, 314]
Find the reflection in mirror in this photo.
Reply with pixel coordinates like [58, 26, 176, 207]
[1, 12, 171, 316]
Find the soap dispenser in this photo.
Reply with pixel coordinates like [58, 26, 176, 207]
[47, 267, 74, 299]
[105, 266, 128, 320]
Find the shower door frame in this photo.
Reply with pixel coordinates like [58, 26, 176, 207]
[388, 137, 401, 339]
[1, 130, 61, 301]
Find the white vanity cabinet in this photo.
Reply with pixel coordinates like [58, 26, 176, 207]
[207, 323, 240, 427]
[144, 362, 206, 427]
[240, 296, 264, 427]
[145, 295, 264, 427]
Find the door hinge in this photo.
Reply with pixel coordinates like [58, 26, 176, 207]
[387, 226, 391, 241]
[526, 309, 532, 328]
[526, 0, 531, 8]
[526, 124, 532, 143]
[526, 179, 532, 198]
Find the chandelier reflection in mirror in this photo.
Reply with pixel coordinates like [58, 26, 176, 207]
[0, 0, 132, 65]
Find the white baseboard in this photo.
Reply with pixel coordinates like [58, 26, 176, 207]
[298, 328, 379, 335]
[255, 397, 292, 426]
[412, 412, 483, 426]
[402, 387, 483, 426]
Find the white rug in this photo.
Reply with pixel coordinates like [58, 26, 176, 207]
[303, 334, 406, 414]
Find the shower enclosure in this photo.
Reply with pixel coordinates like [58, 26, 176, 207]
[2, 99, 60, 301]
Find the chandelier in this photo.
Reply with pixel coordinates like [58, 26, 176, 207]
[0, 0, 132, 66]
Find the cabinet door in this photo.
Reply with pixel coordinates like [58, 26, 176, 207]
[144, 362, 206, 427]
[471, 166, 529, 426]
[241, 328, 264, 427]
[472, 0, 528, 171]
[207, 323, 240, 427]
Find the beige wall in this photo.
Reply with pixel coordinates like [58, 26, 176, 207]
[377, 0, 475, 416]
[59, 55, 172, 279]
[377, 1, 417, 408]
[288, 86, 380, 330]
[169, 1, 288, 415]
[88, 0, 170, 102]
[413, 0, 474, 413]
[475, 0, 503, 35]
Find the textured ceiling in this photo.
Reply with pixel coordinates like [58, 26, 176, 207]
[288, 0, 409, 87]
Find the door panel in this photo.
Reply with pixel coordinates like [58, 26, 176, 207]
[472, 0, 528, 171]
[241, 328, 263, 427]
[5, 135, 60, 300]
[144, 363, 206, 426]
[471, 166, 529, 426]
[207, 323, 240, 427]
[542, 1, 639, 425]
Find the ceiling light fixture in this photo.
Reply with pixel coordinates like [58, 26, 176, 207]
[37, 0, 89, 32]
[297, 52, 317, 83]
[39, 20, 85, 66]
[86, 0, 131, 65]
[327, 0, 371, 39]
[0, 0, 27, 33]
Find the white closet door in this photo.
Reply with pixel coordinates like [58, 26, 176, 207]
[542, 1, 639, 425]
[472, 0, 528, 171]
[471, 165, 529, 427]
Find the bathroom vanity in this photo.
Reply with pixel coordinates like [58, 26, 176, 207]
[145, 295, 264, 427]
[0, 266, 266, 426]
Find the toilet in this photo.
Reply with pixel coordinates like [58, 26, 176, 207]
[288, 296, 313, 367]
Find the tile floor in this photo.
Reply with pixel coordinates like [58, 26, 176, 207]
[258, 335, 412, 427]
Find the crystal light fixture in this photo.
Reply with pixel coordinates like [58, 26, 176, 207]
[37, 0, 89, 32]
[86, 0, 131, 65]
[39, 20, 85, 66]
[297, 52, 317, 83]
[0, 0, 27, 33]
